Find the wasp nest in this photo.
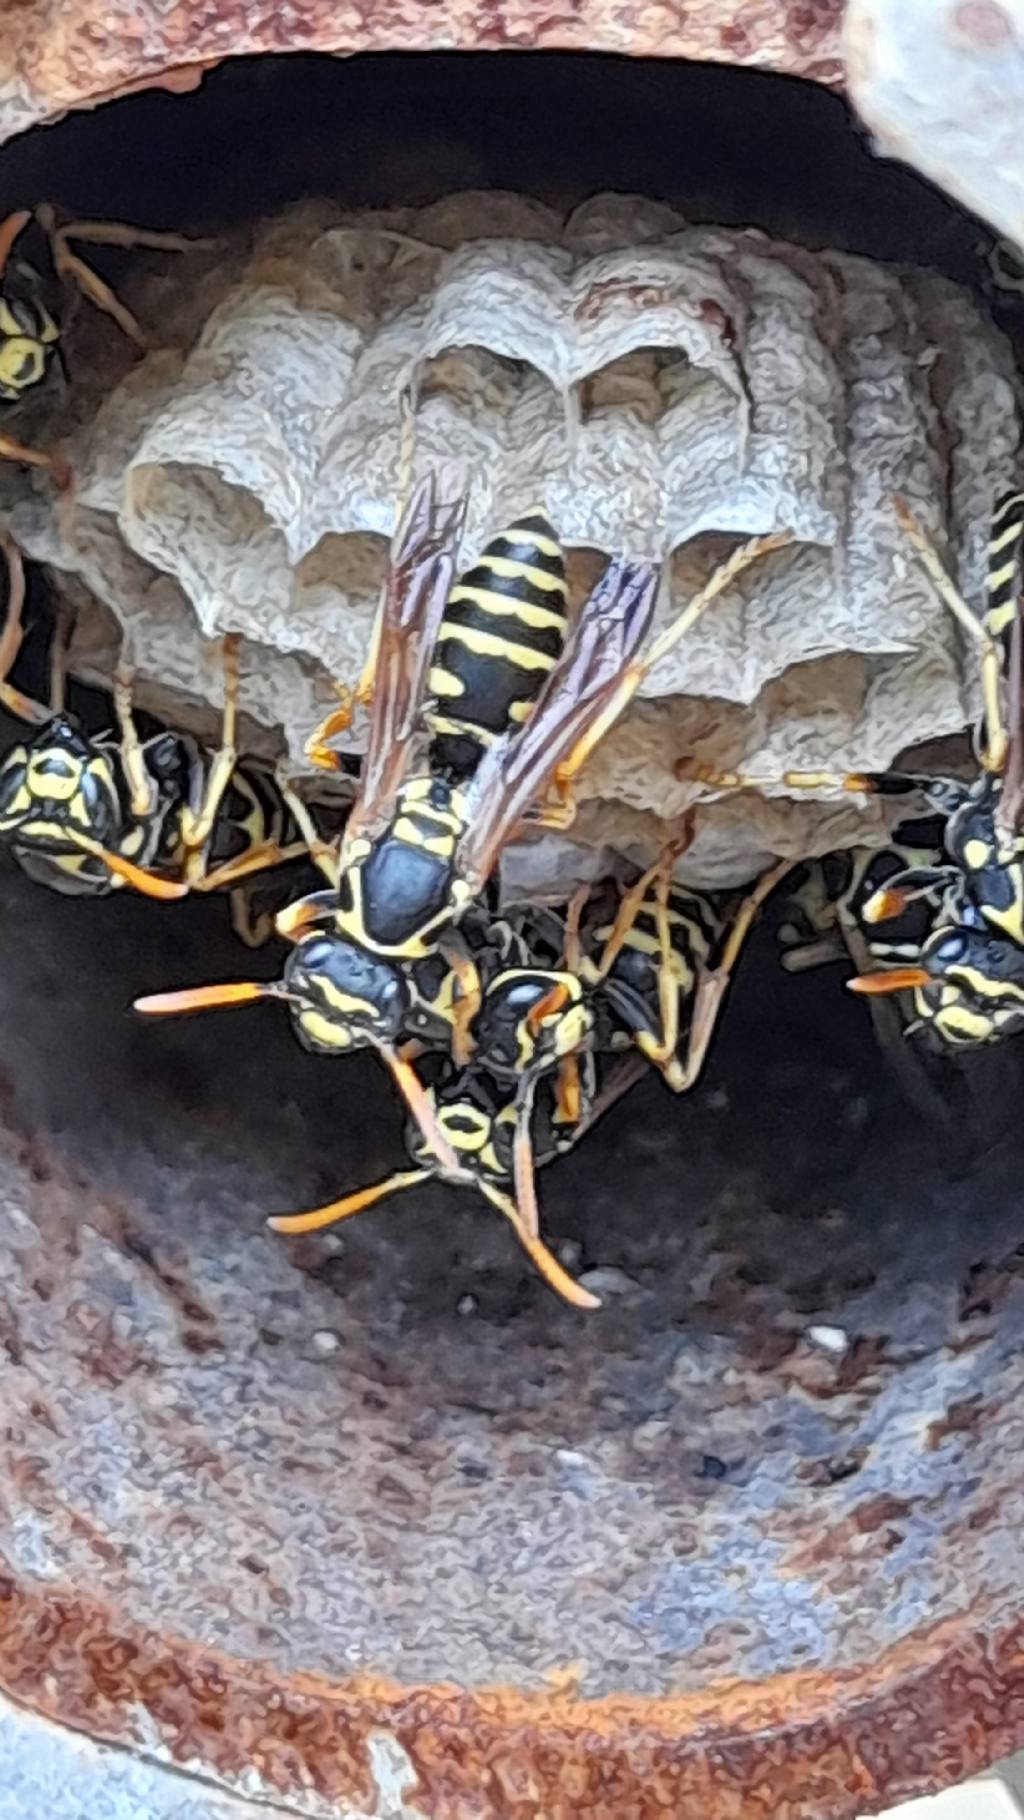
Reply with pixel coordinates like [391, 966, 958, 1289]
[0, 191, 1018, 891]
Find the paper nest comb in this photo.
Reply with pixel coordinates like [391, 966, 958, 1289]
[0, 191, 1019, 894]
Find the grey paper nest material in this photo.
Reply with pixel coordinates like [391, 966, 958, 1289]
[0, 192, 1020, 890]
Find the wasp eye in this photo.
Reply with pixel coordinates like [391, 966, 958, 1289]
[932, 930, 969, 966]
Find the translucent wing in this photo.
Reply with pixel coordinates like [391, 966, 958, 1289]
[998, 546, 1024, 839]
[455, 558, 659, 895]
[346, 476, 466, 845]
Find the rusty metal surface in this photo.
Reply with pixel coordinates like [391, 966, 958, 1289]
[0, 1, 845, 148]
[3, 853, 1024, 1815]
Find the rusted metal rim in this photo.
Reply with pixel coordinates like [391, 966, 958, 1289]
[0, 2, 845, 148]
[2, 1577, 1024, 1817]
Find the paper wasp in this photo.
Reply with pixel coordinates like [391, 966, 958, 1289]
[137, 474, 790, 1292]
[680, 490, 1024, 1051]
[0, 535, 327, 940]
[0, 204, 205, 479]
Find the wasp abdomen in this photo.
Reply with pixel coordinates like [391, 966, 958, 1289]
[985, 489, 1024, 652]
[426, 511, 568, 777]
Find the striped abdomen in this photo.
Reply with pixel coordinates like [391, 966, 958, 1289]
[985, 489, 1024, 659]
[597, 885, 723, 1040]
[426, 511, 568, 779]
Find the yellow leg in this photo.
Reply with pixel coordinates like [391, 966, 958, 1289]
[670, 857, 792, 1093]
[0, 210, 31, 279]
[0, 537, 50, 726]
[113, 661, 155, 818]
[275, 774, 340, 886]
[229, 889, 274, 949]
[438, 935, 482, 1067]
[45, 212, 213, 351]
[562, 884, 589, 974]
[194, 839, 311, 893]
[555, 1053, 582, 1124]
[540, 531, 790, 823]
[0, 432, 68, 486]
[180, 634, 240, 881]
[893, 494, 1008, 773]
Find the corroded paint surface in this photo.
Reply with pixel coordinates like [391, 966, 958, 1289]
[2, 863, 1024, 1811]
[0, 0, 845, 147]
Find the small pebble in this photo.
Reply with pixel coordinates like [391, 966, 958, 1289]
[807, 1323, 849, 1356]
[311, 1329, 341, 1355]
[456, 1294, 477, 1316]
[558, 1239, 582, 1269]
[578, 1266, 642, 1298]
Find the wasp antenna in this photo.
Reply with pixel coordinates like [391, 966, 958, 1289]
[482, 1182, 600, 1310]
[274, 890, 337, 940]
[373, 1043, 462, 1176]
[848, 967, 931, 997]
[268, 1170, 427, 1234]
[66, 833, 190, 898]
[525, 981, 571, 1035]
[134, 980, 284, 1016]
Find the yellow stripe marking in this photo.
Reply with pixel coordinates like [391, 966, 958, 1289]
[498, 523, 563, 561]
[299, 1010, 353, 1050]
[393, 817, 456, 856]
[433, 621, 557, 670]
[428, 664, 467, 699]
[452, 574, 568, 619]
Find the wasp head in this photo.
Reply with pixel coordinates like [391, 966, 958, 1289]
[851, 919, 1024, 1050]
[283, 930, 410, 1054]
[471, 968, 594, 1079]
[0, 715, 122, 851]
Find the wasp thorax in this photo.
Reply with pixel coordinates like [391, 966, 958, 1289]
[283, 932, 410, 1054]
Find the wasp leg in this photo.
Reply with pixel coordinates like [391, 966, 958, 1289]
[562, 883, 590, 974]
[537, 531, 790, 826]
[0, 209, 31, 279]
[193, 838, 312, 894]
[671, 857, 793, 1093]
[180, 633, 240, 882]
[45, 214, 210, 351]
[229, 888, 274, 949]
[275, 774, 340, 886]
[589, 821, 694, 985]
[437, 931, 482, 1067]
[0, 432, 69, 486]
[113, 660, 156, 818]
[555, 1053, 582, 1124]
[779, 934, 848, 974]
[305, 687, 363, 770]
[0, 538, 50, 726]
[893, 494, 1007, 773]
[269, 1170, 429, 1234]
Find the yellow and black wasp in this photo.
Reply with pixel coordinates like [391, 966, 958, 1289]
[267, 1045, 650, 1310]
[0, 204, 205, 479]
[0, 534, 328, 941]
[680, 490, 1024, 1052]
[136, 473, 790, 1289]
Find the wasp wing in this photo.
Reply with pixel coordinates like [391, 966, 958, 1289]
[346, 476, 466, 845]
[455, 558, 659, 896]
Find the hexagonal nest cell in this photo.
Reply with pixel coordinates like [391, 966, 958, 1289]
[2, 43, 1024, 1820]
